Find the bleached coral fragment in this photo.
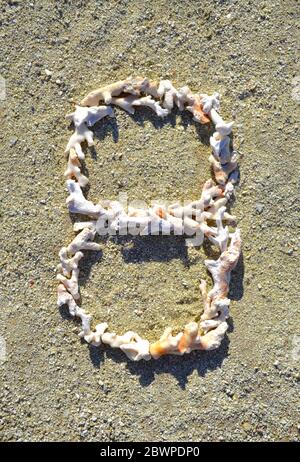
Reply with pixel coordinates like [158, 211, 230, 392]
[168, 179, 223, 224]
[111, 95, 136, 114]
[175, 85, 194, 110]
[179, 321, 228, 352]
[57, 283, 78, 316]
[57, 267, 80, 300]
[178, 322, 200, 353]
[205, 197, 236, 222]
[64, 148, 89, 187]
[76, 308, 93, 337]
[199, 298, 230, 334]
[132, 95, 169, 117]
[157, 80, 179, 111]
[120, 333, 151, 361]
[57, 248, 83, 277]
[200, 92, 220, 113]
[84, 323, 108, 346]
[201, 178, 224, 206]
[224, 183, 234, 200]
[201, 229, 242, 320]
[66, 227, 101, 255]
[65, 105, 114, 158]
[127, 206, 150, 218]
[65, 131, 90, 160]
[209, 108, 234, 136]
[206, 228, 241, 283]
[210, 132, 231, 164]
[80, 76, 149, 106]
[150, 205, 203, 237]
[73, 221, 97, 232]
[178, 319, 229, 353]
[186, 94, 211, 124]
[115, 215, 151, 235]
[209, 153, 238, 185]
[66, 179, 104, 217]
[101, 331, 136, 348]
[150, 328, 183, 359]
[207, 206, 229, 252]
[111, 94, 169, 117]
[142, 79, 160, 98]
[66, 105, 114, 128]
[199, 322, 228, 350]
[57, 248, 83, 300]
[57, 284, 92, 337]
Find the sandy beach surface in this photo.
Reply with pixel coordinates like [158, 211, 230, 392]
[0, 0, 299, 442]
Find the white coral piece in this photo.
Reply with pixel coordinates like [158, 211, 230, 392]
[209, 108, 234, 136]
[73, 221, 97, 232]
[150, 327, 183, 359]
[205, 197, 236, 222]
[209, 153, 238, 185]
[200, 92, 220, 113]
[65, 105, 114, 158]
[64, 148, 89, 187]
[111, 94, 169, 117]
[57, 268, 80, 300]
[207, 206, 230, 252]
[120, 334, 151, 361]
[57, 284, 92, 337]
[80, 77, 149, 106]
[56, 249, 83, 300]
[157, 80, 179, 111]
[66, 105, 114, 128]
[176, 85, 194, 110]
[66, 227, 101, 255]
[201, 229, 242, 320]
[66, 179, 104, 217]
[199, 322, 228, 350]
[210, 132, 231, 164]
[57, 283, 78, 316]
[199, 298, 231, 334]
[57, 248, 83, 277]
[101, 331, 137, 348]
[110, 95, 136, 114]
[132, 95, 169, 117]
[84, 322, 108, 346]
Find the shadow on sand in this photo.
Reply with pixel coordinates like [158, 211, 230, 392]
[87, 327, 232, 390]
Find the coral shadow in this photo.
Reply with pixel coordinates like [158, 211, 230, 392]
[76, 233, 191, 292]
[93, 115, 119, 144]
[78, 248, 103, 287]
[90, 105, 214, 148]
[87, 333, 231, 389]
[118, 234, 189, 265]
[229, 252, 244, 301]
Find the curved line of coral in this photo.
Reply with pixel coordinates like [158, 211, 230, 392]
[57, 77, 242, 361]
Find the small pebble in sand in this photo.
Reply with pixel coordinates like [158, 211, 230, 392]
[255, 203, 264, 214]
[9, 137, 18, 147]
